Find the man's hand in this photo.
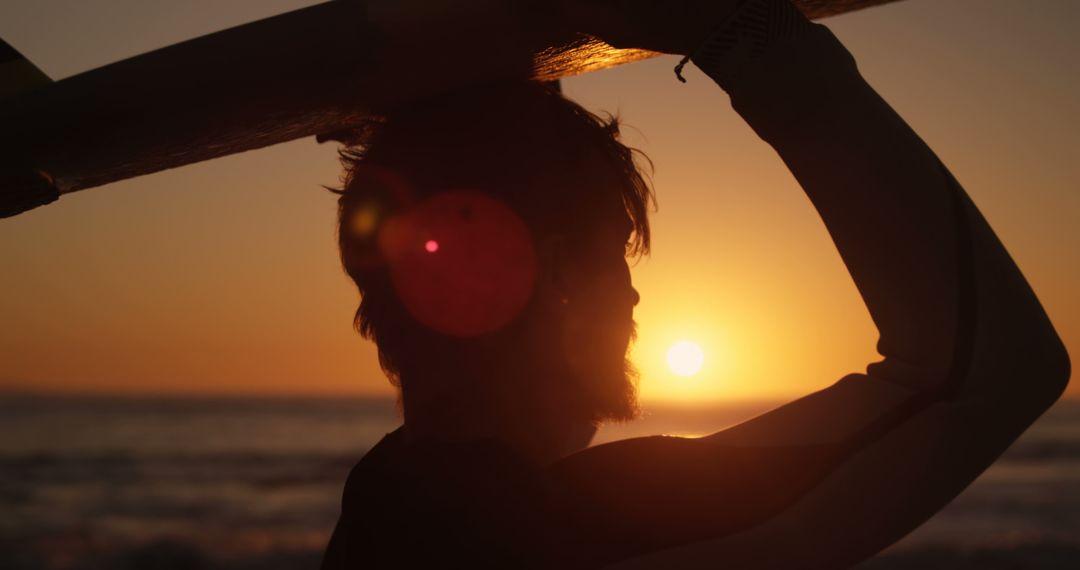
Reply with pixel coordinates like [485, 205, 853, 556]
[555, 0, 743, 55]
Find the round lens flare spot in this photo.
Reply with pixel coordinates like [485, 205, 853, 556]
[667, 340, 705, 377]
[385, 191, 537, 337]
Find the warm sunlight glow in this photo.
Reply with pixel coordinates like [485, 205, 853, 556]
[667, 341, 705, 377]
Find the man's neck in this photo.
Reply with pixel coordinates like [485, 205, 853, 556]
[401, 397, 597, 465]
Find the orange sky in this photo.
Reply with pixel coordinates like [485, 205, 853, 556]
[1, 0, 1077, 403]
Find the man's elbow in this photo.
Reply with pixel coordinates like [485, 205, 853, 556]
[1024, 331, 1071, 412]
[1041, 338, 1071, 407]
[984, 324, 1073, 421]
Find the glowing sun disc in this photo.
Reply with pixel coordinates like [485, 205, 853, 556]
[667, 341, 704, 377]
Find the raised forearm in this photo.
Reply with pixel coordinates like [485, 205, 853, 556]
[698, 3, 1069, 402]
[604, 8, 1069, 567]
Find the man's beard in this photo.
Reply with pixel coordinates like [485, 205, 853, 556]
[579, 320, 641, 425]
[534, 316, 641, 427]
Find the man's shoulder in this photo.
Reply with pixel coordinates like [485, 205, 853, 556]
[343, 427, 546, 501]
[326, 428, 556, 569]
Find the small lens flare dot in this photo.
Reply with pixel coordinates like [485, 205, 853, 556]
[350, 208, 379, 237]
[424, 240, 439, 253]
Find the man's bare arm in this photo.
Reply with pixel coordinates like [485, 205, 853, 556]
[598, 0, 1070, 567]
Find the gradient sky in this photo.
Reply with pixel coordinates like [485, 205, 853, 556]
[1, 0, 1077, 403]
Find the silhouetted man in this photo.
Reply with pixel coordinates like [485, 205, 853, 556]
[321, 0, 1070, 567]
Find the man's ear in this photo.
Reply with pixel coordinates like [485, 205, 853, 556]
[536, 234, 571, 309]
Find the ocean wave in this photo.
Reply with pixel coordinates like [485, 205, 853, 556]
[0, 452, 362, 486]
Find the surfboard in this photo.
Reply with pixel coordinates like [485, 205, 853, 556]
[0, 0, 901, 218]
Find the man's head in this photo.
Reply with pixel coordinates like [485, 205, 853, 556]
[333, 81, 653, 428]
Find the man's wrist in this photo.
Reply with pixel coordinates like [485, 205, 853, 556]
[667, 0, 748, 56]
[683, 0, 815, 92]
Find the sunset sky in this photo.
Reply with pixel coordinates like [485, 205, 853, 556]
[1, 0, 1077, 403]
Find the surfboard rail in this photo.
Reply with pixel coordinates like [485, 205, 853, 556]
[0, 0, 900, 218]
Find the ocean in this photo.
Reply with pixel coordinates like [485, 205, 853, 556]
[1, 395, 1077, 569]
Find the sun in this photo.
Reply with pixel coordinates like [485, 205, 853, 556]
[667, 340, 705, 377]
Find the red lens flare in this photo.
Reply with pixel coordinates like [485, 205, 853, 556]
[378, 191, 537, 337]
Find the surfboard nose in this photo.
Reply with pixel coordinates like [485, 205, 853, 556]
[0, 38, 52, 100]
[1, 39, 59, 218]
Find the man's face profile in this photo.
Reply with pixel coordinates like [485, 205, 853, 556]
[334, 80, 652, 430]
[546, 196, 642, 425]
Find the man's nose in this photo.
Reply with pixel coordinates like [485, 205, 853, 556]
[631, 287, 640, 307]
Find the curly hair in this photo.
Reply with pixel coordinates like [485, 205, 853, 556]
[329, 80, 654, 391]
